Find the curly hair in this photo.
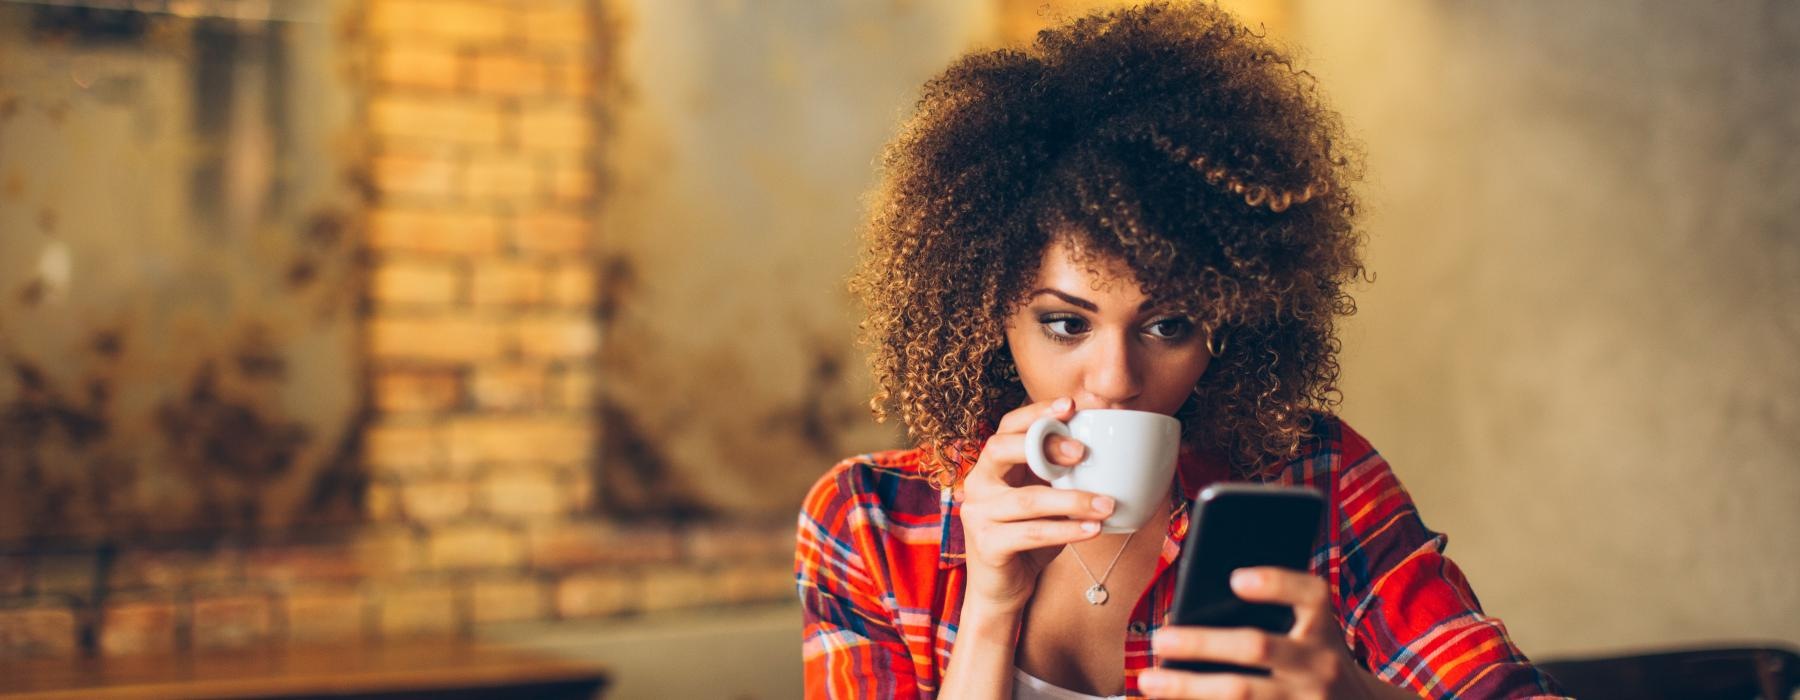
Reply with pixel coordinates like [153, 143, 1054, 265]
[850, 1, 1365, 487]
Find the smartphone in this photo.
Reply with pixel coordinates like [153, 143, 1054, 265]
[1161, 483, 1326, 675]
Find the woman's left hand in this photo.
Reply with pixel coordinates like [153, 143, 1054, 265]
[1138, 567, 1409, 699]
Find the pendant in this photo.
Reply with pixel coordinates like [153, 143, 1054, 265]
[1084, 583, 1109, 605]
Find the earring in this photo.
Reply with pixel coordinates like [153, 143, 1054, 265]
[1206, 328, 1228, 357]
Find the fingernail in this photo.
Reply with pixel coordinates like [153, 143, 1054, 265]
[1052, 397, 1073, 412]
[1091, 496, 1114, 515]
[1060, 441, 1083, 458]
[1138, 671, 1167, 693]
[1231, 568, 1258, 590]
[1081, 521, 1100, 533]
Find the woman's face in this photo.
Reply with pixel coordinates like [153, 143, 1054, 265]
[1003, 239, 1213, 416]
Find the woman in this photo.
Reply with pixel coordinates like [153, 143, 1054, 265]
[795, 3, 1567, 698]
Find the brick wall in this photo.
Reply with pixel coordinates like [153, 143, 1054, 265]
[0, 0, 795, 659]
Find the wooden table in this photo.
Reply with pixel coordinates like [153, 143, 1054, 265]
[0, 639, 610, 699]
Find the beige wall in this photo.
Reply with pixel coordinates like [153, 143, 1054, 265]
[597, 0, 989, 516]
[998, 0, 1289, 45]
[1296, 1, 1800, 655]
[0, 3, 362, 542]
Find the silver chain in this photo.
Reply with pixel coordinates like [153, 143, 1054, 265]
[1067, 529, 1136, 605]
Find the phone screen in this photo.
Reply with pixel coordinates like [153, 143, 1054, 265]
[1162, 484, 1325, 675]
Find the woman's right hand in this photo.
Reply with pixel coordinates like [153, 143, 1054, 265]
[954, 396, 1116, 613]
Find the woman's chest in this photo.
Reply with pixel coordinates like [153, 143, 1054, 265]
[1012, 538, 1167, 697]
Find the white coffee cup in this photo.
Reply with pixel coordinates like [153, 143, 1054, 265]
[1025, 409, 1180, 533]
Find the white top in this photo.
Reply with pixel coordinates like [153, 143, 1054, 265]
[1012, 666, 1125, 700]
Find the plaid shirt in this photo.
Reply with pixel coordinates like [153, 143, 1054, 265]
[795, 416, 1568, 698]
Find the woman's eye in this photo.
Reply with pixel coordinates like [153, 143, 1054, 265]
[1144, 318, 1193, 340]
[1041, 315, 1089, 338]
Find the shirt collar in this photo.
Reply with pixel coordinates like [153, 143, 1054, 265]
[937, 446, 1231, 569]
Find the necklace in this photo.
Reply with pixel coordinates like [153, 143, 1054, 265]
[1067, 529, 1136, 605]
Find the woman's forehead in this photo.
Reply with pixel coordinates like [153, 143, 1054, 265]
[1031, 239, 1152, 305]
[1024, 237, 1215, 318]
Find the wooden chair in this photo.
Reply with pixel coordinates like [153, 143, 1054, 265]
[1536, 645, 1800, 700]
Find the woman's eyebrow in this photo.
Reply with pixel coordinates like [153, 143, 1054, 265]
[1027, 288, 1159, 312]
[1028, 288, 1097, 311]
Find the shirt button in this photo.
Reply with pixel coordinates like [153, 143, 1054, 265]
[1128, 622, 1149, 636]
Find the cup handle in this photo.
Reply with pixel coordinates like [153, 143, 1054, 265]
[1025, 415, 1074, 483]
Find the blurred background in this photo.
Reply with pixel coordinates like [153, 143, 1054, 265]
[0, 0, 1794, 697]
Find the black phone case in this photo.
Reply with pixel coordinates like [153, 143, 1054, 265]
[1161, 484, 1325, 676]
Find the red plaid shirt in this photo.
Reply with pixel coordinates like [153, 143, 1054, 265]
[795, 415, 1568, 698]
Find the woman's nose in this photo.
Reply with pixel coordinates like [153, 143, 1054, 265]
[1082, 332, 1142, 407]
